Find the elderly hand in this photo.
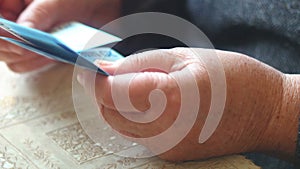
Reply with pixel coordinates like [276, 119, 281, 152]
[77, 48, 299, 161]
[0, 0, 121, 72]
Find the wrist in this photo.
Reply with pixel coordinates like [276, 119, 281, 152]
[283, 75, 300, 158]
[261, 74, 300, 159]
[203, 51, 288, 156]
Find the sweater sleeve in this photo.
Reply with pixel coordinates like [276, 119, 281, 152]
[111, 0, 189, 56]
[186, 0, 300, 74]
[121, 0, 188, 18]
[186, 0, 300, 46]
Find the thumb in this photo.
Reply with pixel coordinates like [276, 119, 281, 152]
[16, 0, 61, 30]
[94, 59, 124, 75]
[96, 50, 177, 76]
[92, 50, 181, 111]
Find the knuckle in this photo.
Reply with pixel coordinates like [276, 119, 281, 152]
[31, 5, 50, 19]
[7, 63, 23, 73]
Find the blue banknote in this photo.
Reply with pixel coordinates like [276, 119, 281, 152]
[0, 18, 124, 75]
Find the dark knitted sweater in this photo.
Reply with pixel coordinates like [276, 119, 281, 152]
[187, 0, 300, 74]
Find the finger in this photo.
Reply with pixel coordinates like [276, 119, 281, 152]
[7, 57, 54, 73]
[100, 105, 143, 138]
[0, 0, 24, 21]
[94, 59, 124, 75]
[94, 50, 178, 75]
[80, 49, 200, 114]
[80, 66, 180, 112]
[101, 50, 178, 75]
[0, 39, 30, 55]
[76, 68, 101, 99]
[16, 0, 62, 30]
[0, 34, 54, 72]
[0, 9, 18, 21]
[94, 50, 184, 111]
[100, 104, 172, 138]
[0, 51, 38, 63]
[24, 0, 32, 6]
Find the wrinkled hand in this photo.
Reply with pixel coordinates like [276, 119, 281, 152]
[0, 0, 121, 72]
[77, 48, 295, 161]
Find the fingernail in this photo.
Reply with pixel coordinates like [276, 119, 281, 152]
[94, 60, 114, 67]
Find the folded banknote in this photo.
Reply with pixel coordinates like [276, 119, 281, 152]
[0, 18, 124, 75]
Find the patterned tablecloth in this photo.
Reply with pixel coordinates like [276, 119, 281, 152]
[0, 62, 260, 169]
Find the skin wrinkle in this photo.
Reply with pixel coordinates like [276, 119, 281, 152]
[128, 74, 153, 112]
[114, 51, 174, 75]
[130, 72, 173, 112]
[279, 75, 300, 160]
[101, 102, 179, 138]
[167, 49, 204, 73]
[95, 76, 114, 109]
[217, 51, 280, 154]
[257, 73, 284, 153]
